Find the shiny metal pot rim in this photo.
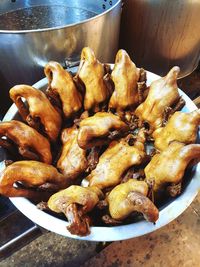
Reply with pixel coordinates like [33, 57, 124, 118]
[0, 0, 121, 34]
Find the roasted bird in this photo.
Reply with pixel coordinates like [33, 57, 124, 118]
[86, 129, 147, 189]
[44, 61, 82, 119]
[75, 47, 110, 112]
[77, 112, 129, 149]
[0, 161, 66, 199]
[0, 120, 52, 164]
[145, 142, 200, 195]
[57, 126, 88, 179]
[109, 49, 146, 112]
[153, 109, 200, 151]
[48, 185, 103, 236]
[9, 84, 62, 142]
[107, 179, 159, 222]
[135, 66, 185, 133]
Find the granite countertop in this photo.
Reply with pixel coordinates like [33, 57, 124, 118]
[1, 69, 200, 267]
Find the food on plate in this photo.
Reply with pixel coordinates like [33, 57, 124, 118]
[9, 84, 62, 142]
[109, 49, 147, 113]
[0, 161, 67, 199]
[0, 47, 199, 237]
[45, 61, 82, 119]
[0, 120, 52, 164]
[153, 109, 200, 151]
[77, 112, 129, 149]
[75, 47, 110, 112]
[86, 129, 147, 189]
[107, 179, 159, 222]
[135, 66, 185, 133]
[57, 126, 88, 179]
[145, 142, 200, 195]
[48, 185, 103, 236]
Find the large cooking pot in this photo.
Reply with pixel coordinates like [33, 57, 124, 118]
[120, 0, 200, 78]
[0, 0, 121, 115]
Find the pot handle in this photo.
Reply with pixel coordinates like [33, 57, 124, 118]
[64, 59, 80, 69]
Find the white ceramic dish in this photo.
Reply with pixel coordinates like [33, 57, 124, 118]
[2, 69, 200, 241]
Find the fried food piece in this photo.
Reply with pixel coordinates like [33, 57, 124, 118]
[57, 127, 88, 179]
[135, 66, 182, 132]
[48, 185, 103, 236]
[77, 112, 129, 149]
[75, 47, 110, 112]
[0, 120, 52, 164]
[153, 109, 200, 151]
[109, 49, 144, 112]
[0, 161, 66, 199]
[86, 129, 147, 189]
[9, 84, 62, 142]
[145, 142, 200, 193]
[107, 179, 159, 222]
[44, 61, 82, 118]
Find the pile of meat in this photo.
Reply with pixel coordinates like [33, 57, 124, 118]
[0, 47, 200, 236]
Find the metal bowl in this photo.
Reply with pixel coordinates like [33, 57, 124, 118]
[2, 69, 200, 241]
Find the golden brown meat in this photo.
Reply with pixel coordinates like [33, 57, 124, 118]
[107, 179, 159, 222]
[75, 47, 110, 112]
[145, 142, 200, 193]
[153, 109, 200, 151]
[44, 61, 82, 118]
[9, 84, 62, 142]
[135, 66, 182, 132]
[57, 127, 88, 179]
[77, 112, 129, 149]
[0, 161, 66, 199]
[0, 120, 52, 164]
[109, 49, 144, 112]
[86, 129, 147, 189]
[48, 185, 103, 236]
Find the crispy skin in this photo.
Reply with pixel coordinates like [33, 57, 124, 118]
[153, 109, 200, 151]
[45, 61, 82, 118]
[57, 127, 88, 179]
[145, 142, 200, 192]
[109, 49, 140, 111]
[76, 47, 110, 112]
[9, 84, 62, 142]
[135, 66, 181, 132]
[77, 112, 129, 149]
[48, 185, 103, 236]
[0, 120, 52, 164]
[107, 179, 158, 222]
[87, 130, 147, 189]
[0, 161, 65, 198]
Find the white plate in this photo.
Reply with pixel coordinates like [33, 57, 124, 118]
[2, 70, 200, 241]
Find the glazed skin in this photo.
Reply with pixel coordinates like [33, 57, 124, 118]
[45, 61, 82, 119]
[109, 49, 141, 111]
[48, 185, 103, 236]
[76, 47, 110, 112]
[0, 120, 52, 164]
[77, 112, 129, 149]
[145, 142, 200, 192]
[9, 85, 62, 142]
[57, 127, 88, 179]
[107, 179, 158, 222]
[0, 161, 65, 198]
[87, 129, 147, 189]
[153, 109, 200, 151]
[135, 66, 181, 132]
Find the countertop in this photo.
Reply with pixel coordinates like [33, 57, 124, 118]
[1, 69, 200, 267]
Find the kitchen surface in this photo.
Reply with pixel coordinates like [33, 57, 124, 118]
[0, 68, 199, 267]
[0, 1, 200, 266]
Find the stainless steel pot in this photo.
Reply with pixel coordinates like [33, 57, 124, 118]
[0, 0, 121, 115]
[120, 0, 200, 78]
